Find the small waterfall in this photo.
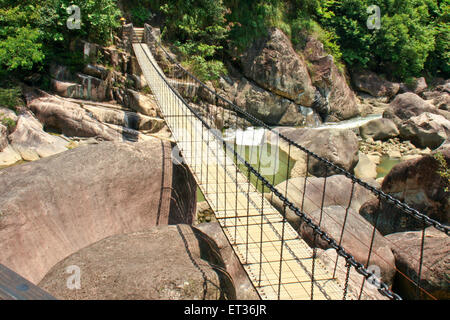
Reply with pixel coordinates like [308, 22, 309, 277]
[298, 105, 322, 127]
[315, 114, 382, 130]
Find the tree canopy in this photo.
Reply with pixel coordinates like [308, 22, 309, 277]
[0, 0, 448, 81]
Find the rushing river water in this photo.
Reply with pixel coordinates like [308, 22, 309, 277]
[197, 113, 392, 202]
[315, 114, 382, 130]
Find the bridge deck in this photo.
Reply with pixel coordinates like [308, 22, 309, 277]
[133, 43, 349, 300]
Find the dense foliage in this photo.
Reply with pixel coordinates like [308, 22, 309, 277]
[315, 0, 448, 80]
[159, 0, 230, 80]
[0, 0, 448, 82]
[0, 0, 121, 75]
[147, 0, 448, 81]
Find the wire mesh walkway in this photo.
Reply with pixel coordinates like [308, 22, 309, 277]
[133, 43, 348, 300]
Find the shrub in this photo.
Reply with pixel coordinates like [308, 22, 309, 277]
[0, 86, 23, 110]
[1, 117, 16, 131]
[434, 152, 450, 192]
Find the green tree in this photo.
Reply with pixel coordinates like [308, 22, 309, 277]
[0, 0, 121, 73]
[316, 0, 439, 80]
[160, 0, 230, 80]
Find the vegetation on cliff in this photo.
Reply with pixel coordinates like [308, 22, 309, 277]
[0, 0, 448, 82]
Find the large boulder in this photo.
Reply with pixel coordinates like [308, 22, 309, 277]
[195, 223, 260, 300]
[384, 93, 450, 125]
[360, 150, 450, 235]
[126, 89, 162, 117]
[359, 118, 399, 141]
[0, 139, 197, 284]
[241, 28, 315, 107]
[221, 73, 315, 126]
[38, 225, 235, 300]
[51, 75, 111, 102]
[8, 113, 69, 161]
[298, 206, 396, 285]
[410, 77, 428, 95]
[351, 69, 400, 98]
[274, 127, 359, 177]
[270, 175, 378, 231]
[397, 112, 450, 149]
[386, 227, 449, 300]
[0, 144, 22, 167]
[23, 88, 145, 142]
[304, 37, 360, 121]
[422, 90, 450, 111]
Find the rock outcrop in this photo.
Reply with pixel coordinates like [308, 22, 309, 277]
[83, 103, 165, 133]
[39, 225, 236, 300]
[219, 70, 319, 126]
[351, 69, 400, 99]
[270, 175, 378, 230]
[397, 112, 450, 149]
[0, 138, 197, 284]
[8, 112, 69, 161]
[23, 88, 148, 142]
[384, 92, 450, 125]
[125, 89, 162, 117]
[303, 37, 360, 121]
[0, 144, 22, 167]
[241, 28, 315, 107]
[423, 90, 450, 111]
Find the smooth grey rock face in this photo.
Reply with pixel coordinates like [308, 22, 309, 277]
[275, 127, 360, 177]
[351, 69, 400, 98]
[241, 28, 315, 106]
[398, 112, 450, 149]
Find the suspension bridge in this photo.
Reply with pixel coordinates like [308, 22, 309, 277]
[1, 25, 448, 301]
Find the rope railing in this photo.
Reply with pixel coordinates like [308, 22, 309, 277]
[131, 26, 407, 300]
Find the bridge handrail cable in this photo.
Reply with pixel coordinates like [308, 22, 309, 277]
[132, 27, 402, 300]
